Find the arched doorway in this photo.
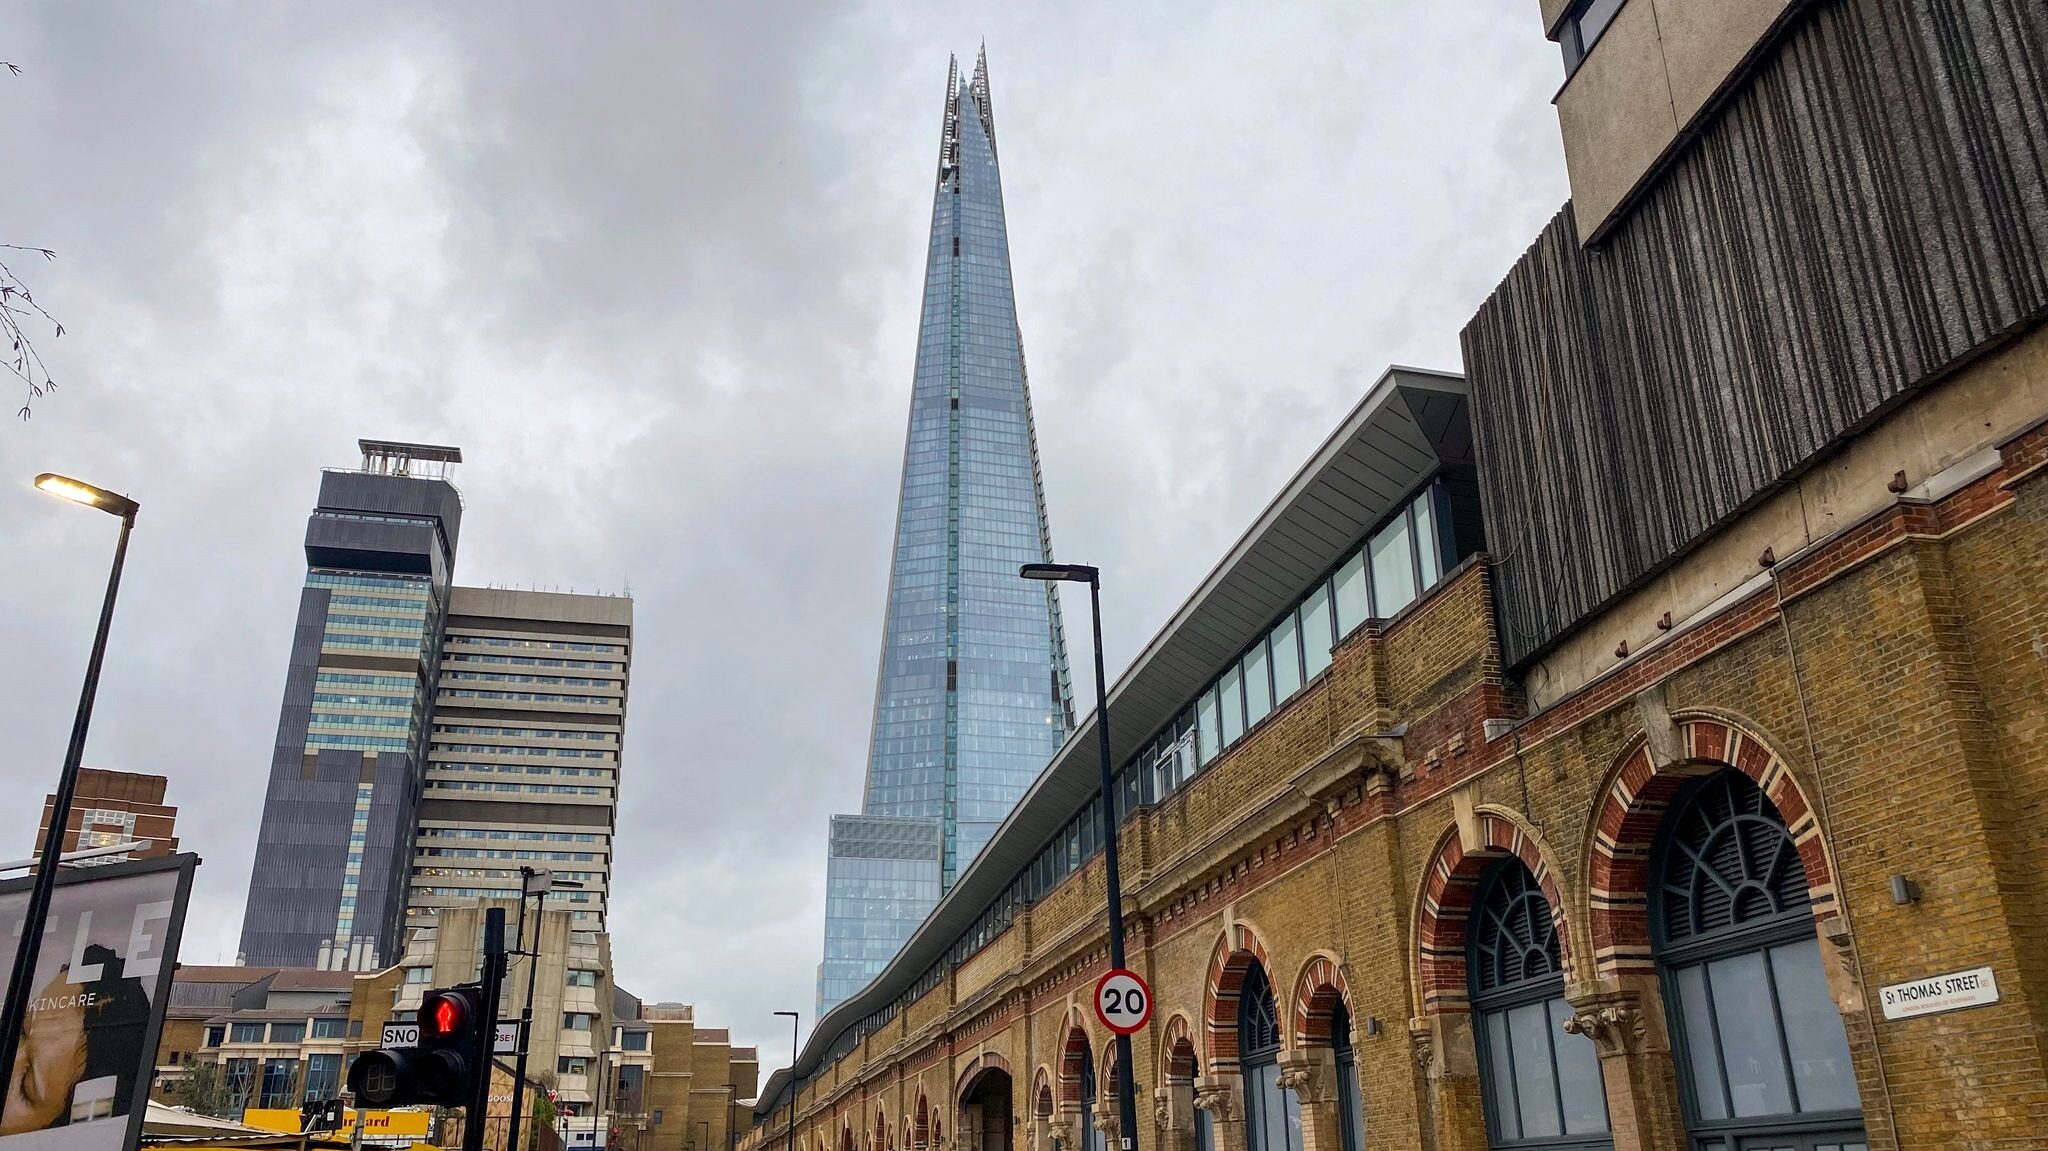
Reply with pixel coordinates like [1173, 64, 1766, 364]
[961, 1068, 1014, 1151]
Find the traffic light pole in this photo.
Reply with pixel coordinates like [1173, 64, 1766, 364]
[506, 881, 544, 1151]
[466, 907, 508, 1151]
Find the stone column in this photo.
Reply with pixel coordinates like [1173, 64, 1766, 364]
[1561, 981, 1686, 1151]
[1152, 1086, 1194, 1151]
[1275, 1051, 1337, 1151]
[1408, 1015, 1486, 1151]
[1191, 1076, 1240, 1151]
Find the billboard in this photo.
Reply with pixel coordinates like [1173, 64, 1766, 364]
[0, 854, 197, 1151]
[241, 1108, 433, 1142]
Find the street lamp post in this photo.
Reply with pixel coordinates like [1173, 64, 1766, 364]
[0, 474, 140, 1119]
[507, 868, 584, 1151]
[773, 1013, 799, 1151]
[1018, 563, 1136, 1151]
[724, 1083, 737, 1151]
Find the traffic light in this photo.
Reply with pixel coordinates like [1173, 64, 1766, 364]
[302, 1098, 345, 1132]
[347, 984, 489, 1107]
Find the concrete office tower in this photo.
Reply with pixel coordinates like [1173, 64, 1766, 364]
[240, 441, 464, 971]
[395, 901, 618, 1113]
[39, 767, 180, 863]
[407, 587, 632, 938]
[817, 49, 1074, 1017]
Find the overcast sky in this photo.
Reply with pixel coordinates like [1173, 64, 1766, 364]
[0, 3, 1566, 1071]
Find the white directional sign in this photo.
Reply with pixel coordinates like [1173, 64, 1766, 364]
[1879, 965, 1999, 1020]
[1094, 969, 1153, 1035]
[380, 1020, 520, 1051]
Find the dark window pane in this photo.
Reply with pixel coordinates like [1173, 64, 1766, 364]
[1483, 1008, 1520, 1141]
[1506, 1002, 1563, 1137]
[1547, 997, 1609, 1135]
[1706, 953, 1793, 1117]
[1770, 938, 1860, 1113]
[1219, 666, 1244, 746]
[1676, 964, 1729, 1119]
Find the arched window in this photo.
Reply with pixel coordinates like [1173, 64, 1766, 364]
[1239, 965, 1301, 1151]
[1078, 1043, 1103, 1151]
[1469, 860, 1609, 1149]
[1652, 770, 1864, 1148]
[1330, 1003, 1363, 1151]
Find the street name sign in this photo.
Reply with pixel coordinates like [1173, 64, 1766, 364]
[1879, 965, 1999, 1020]
[381, 1020, 520, 1051]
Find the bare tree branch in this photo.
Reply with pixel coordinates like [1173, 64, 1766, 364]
[3, 63, 63, 419]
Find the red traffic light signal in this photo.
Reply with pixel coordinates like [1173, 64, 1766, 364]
[346, 985, 489, 1108]
[421, 987, 480, 1046]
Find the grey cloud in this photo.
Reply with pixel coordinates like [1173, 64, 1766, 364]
[0, 2, 1565, 1064]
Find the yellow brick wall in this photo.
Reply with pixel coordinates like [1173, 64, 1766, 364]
[745, 452, 2048, 1151]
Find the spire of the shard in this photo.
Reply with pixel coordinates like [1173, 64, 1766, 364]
[969, 42, 996, 160]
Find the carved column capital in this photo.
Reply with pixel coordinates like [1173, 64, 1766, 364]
[1274, 1051, 1330, 1105]
[1191, 1082, 1233, 1122]
[1406, 1019, 1434, 1076]
[1561, 1002, 1646, 1058]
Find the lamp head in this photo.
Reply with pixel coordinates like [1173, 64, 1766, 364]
[1018, 563, 1098, 584]
[35, 473, 138, 519]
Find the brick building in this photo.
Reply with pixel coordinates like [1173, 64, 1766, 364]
[742, 3, 2048, 1150]
[38, 767, 178, 863]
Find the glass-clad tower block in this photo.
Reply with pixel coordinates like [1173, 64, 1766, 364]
[818, 49, 1074, 1018]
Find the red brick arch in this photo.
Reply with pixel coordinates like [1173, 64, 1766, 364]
[1290, 953, 1353, 1047]
[873, 1107, 888, 1151]
[1588, 715, 1836, 977]
[913, 1095, 929, 1149]
[955, 1050, 1015, 1105]
[1414, 809, 1572, 1016]
[1157, 1014, 1197, 1082]
[1031, 1069, 1054, 1118]
[1057, 1021, 1096, 1106]
[1201, 920, 1272, 1074]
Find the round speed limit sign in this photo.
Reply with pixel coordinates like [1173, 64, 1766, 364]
[1094, 968, 1153, 1035]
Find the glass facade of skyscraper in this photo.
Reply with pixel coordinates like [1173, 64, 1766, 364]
[241, 448, 464, 970]
[819, 51, 1073, 1018]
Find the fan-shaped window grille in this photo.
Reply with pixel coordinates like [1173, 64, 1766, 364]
[1238, 965, 1282, 1058]
[1238, 964, 1299, 1151]
[1472, 863, 1561, 994]
[1467, 861, 1609, 1148]
[1657, 770, 1811, 946]
[1651, 769, 1863, 1146]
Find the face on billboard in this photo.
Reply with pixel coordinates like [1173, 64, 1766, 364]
[0, 856, 195, 1151]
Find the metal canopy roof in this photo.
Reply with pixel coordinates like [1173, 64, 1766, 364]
[757, 366, 1469, 1117]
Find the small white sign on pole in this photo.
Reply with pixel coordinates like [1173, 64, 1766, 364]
[381, 1023, 419, 1047]
[1878, 965, 1999, 1020]
[495, 1021, 521, 1053]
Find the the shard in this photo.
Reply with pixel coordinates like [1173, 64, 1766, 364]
[817, 50, 1074, 1018]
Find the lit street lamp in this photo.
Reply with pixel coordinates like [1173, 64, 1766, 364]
[0, 474, 140, 1118]
[1018, 562, 1137, 1151]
